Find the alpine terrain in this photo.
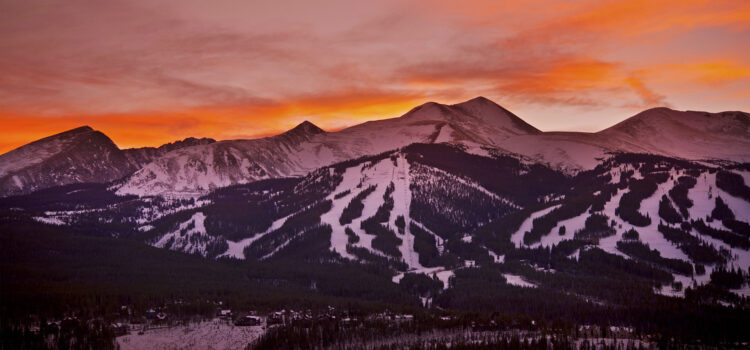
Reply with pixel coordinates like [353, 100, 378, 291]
[2, 97, 750, 349]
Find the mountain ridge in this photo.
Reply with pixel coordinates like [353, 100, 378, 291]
[2, 98, 749, 197]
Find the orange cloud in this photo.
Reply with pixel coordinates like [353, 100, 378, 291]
[0, 90, 430, 154]
[1, 0, 748, 154]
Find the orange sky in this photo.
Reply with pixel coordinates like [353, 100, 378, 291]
[1, 0, 749, 153]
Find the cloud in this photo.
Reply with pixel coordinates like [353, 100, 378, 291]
[625, 77, 670, 107]
[0, 0, 748, 152]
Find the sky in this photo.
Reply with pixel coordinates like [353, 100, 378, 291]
[1, 0, 749, 153]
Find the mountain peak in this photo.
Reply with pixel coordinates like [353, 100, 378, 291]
[50, 125, 95, 139]
[452, 96, 541, 135]
[69, 125, 94, 133]
[286, 120, 326, 135]
[457, 96, 494, 106]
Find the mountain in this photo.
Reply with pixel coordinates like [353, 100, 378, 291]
[598, 108, 750, 160]
[494, 107, 750, 171]
[115, 98, 549, 196]
[122, 136, 216, 167]
[0, 127, 217, 197]
[3, 108, 750, 346]
[115, 120, 329, 196]
[0, 126, 136, 197]
[3, 98, 749, 198]
[8, 143, 750, 300]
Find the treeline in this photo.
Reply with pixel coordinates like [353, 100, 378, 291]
[658, 195, 682, 224]
[339, 185, 376, 224]
[692, 219, 750, 250]
[244, 199, 333, 259]
[616, 240, 693, 275]
[716, 171, 750, 202]
[523, 196, 590, 245]
[0, 220, 421, 323]
[657, 223, 728, 265]
[409, 162, 512, 240]
[669, 176, 697, 218]
[573, 214, 616, 241]
[361, 183, 403, 258]
[403, 143, 569, 207]
[616, 173, 667, 227]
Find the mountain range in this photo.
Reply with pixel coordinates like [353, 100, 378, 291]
[1, 97, 750, 307]
[2, 97, 748, 198]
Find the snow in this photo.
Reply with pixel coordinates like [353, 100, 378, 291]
[530, 207, 589, 249]
[485, 248, 504, 263]
[32, 216, 66, 226]
[117, 319, 264, 350]
[410, 220, 445, 254]
[135, 199, 211, 225]
[503, 274, 537, 288]
[605, 181, 689, 261]
[152, 212, 219, 257]
[422, 165, 521, 209]
[688, 172, 716, 221]
[392, 266, 455, 289]
[318, 155, 428, 269]
[11, 175, 23, 189]
[219, 212, 293, 260]
[320, 164, 365, 260]
[692, 172, 750, 223]
[433, 124, 454, 143]
[346, 160, 395, 255]
[0, 128, 84, 177]
[390, 154, 422, 270]
[112, 97, 565, 197]
[510, 205, 561, 247]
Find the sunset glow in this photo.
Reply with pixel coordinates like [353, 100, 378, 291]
[1, 0, 748, 153]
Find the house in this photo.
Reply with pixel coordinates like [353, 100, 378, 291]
[234, 315, 261, 326]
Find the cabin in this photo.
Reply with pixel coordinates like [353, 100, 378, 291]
[234, 315, 261, 326]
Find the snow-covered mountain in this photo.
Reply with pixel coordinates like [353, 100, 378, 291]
[0, 126, 137, 197]
[116, 98, 750, 196]
[2, 97, 749, 197]
[0, 126, 216, 197]
[597, 108, 750, 161]
[122, 136, 216, 168]
[115, 97, 544, 196]
[11, 143, 750, 301]
[495, 108, 750, 171]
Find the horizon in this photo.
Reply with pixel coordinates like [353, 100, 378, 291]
[2, 0, 749, 153]
[2, 97, 726, 153]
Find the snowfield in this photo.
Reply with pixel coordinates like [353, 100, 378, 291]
[117, 319, 264, 350]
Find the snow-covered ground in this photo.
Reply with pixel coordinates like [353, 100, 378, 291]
[510, 205, 561, 247]
[392, 266, 456, 289]
[318, 155, 428, 270]
[152, 212, 223, 257]
[219, 212, 292, 259]
[503, 274, 537, 288]
[32, 216, 66, 226]
[117, 319, 264, 350]
[530, 207, 589, 249]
